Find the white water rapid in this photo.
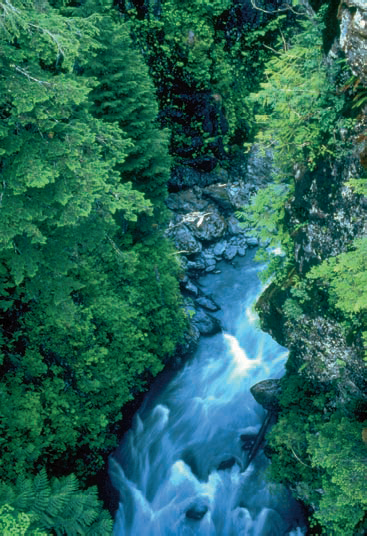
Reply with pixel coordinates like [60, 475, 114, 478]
[109, 252, 306, 535]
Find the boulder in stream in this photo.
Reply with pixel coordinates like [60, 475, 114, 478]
[186, 503, 209, 521]
[195, 296, 220, 312]
[192, 308, 221, 336]
[250, 379, 282, 412]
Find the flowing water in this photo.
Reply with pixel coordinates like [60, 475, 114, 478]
[109, 252, 306, 535]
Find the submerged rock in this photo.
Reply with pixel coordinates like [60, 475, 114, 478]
[195, 296, 220, 312]
[240, 434, 256, 451]
[217, 457, 236, 470]
[223, 244, 238, 261]
[186, 503, 209, 521]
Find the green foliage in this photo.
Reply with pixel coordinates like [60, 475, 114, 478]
[268, 376, 367, 535]
[238, 8, 353, 283]
[0, 469, 112, 535]
[307, 237, 367, 361]
[0, 504, 45, 536]
[249, 11, 350, 173]
[83, 8, 171, 213]
[307, 417, 367, 534]
[236, 183, 295, 282]
[308, 237, 367, 315]
[348, 175, 367, 196]
[123, 0, 293, 164]
[0, 0, 186, 496]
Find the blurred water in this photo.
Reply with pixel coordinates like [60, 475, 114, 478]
[109, 252, 306, 535]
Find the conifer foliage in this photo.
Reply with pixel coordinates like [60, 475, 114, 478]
[0, 0, 186, 531]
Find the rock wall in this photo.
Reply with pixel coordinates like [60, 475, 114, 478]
[339, 0, 367, 84]
[256, 0, 367, 415]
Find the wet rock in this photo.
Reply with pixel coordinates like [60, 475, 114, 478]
[223, 245, 238, 261]
[186, 503, 209, 521]
[250, 379, 282, 412]
[246, 236, 259, 247]
[174, 323, 200, 363]
[195, 296, 220, 312]
[187, 208, 227, 242]
[182, 279, 199, 297]
[237, 247, 247, 257]
[240, 434, 256, 451]
[202, 253, 216, 271]
[187, 258, 206, 274]
[217, 457, 236, 470]
[172, 225, 202, 256]
[213, 241, 227, 257]
[192, 308, 221, 336]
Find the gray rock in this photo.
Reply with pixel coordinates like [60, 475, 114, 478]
[183, 279, 199, 297]
[246, 236, 259, 247]
[205, 264, 216, 272]
[175, 323, 200, 362]
[187, 259, 206, 273]
[250, 379, 282, 412]
[223, 245, 238, 261]
[188, 209, 226, 242]
[237, 247, 247, 257]
[340, 1, 367, 85]
[227, 181, 252, 209]
[195, 296, 220, 312]
[166, 189, 209, 213]
[202, 183, 233, 211]
[228, 215, 244, 235]
[169, 166, 203, 190]
[245, 144, 275, 187]
[204, 256, 216, 268]
[192, 308, 221, 336]
[213, 241, 227, 257]
[173, 225, 202, 255]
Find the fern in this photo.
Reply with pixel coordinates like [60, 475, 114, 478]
[248, 9, 349, 172]
[0, 469, 112, 535]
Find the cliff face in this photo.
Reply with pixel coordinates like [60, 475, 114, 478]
[254, 6, 367, 533]
[258, 1, 367, 395]
[340, 0, 367, 85]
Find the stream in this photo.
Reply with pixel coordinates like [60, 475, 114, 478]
[109, 251, 306, 535]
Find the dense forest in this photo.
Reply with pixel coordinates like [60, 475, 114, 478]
[0, 0, 366, 534]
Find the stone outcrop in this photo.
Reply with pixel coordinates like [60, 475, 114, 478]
[339, 0, 367, 85]
[250, 379, 282, 412]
